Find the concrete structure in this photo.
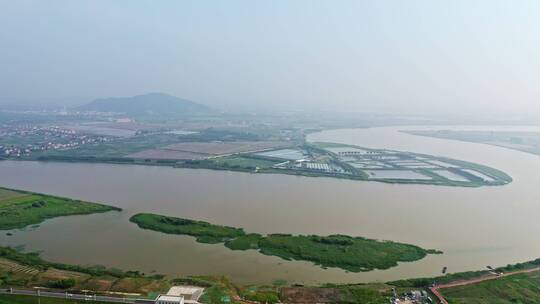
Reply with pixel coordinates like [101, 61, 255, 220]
[325, 147, 370, 156]
[305, 162, 331, 171]
[156, 294, 184, 304]
[166, 286, 204, 301]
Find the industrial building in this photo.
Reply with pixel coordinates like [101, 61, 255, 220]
[153, 286, 204, 304]
[155, 294, 185, 304]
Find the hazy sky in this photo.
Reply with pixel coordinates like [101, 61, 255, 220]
[1, 0, 539, 115]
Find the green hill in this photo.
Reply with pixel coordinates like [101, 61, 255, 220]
[77, 93, 214, 117]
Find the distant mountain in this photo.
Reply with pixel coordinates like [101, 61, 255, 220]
[76, 93, 214, 117]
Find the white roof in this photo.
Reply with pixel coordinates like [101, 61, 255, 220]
[167, 286, 204, 296]
[158, 295, 184, 302]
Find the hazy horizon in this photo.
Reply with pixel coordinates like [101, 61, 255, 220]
[1, 1, 539, 116]
[4, 3, 540, 298]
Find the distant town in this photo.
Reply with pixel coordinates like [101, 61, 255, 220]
[0, 124, 113, 157]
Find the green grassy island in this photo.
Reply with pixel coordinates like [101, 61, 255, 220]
[130, 213, 441, 272]
[129, 213, 244, 244]
[0, 187, 121, 230]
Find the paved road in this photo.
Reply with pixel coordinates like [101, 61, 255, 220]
[430, 266, 540, 304]
[0, 288, 147, 303]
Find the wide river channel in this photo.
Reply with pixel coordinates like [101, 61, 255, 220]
[0, 126, 539, 285]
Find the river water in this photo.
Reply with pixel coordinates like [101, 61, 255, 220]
[0, 126, 539, 285]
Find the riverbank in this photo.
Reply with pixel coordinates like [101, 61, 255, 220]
[2, 245, 540, 303]
[0, 246, 248, 304]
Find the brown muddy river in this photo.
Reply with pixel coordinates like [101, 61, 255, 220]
[0, 126, 539, 285]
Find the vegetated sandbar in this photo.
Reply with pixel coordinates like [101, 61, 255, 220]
[0, 187, 121, 230]
[130, 213, 442, 272]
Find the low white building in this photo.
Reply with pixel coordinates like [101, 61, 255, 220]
[167, 286, 204, 301]
[154, 285, 204, 304]
[156, 294, 184, 304]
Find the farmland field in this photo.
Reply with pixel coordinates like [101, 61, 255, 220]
[0, 246, 171, 298]
[127, 149, 210, 160]
[35, 134, 182, 158]
[255, 148, 306, 160]
[128, 141, 291, 160]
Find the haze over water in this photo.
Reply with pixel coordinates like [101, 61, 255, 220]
[0, 126, 539, 284]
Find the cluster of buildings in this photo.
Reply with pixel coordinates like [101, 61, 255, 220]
[391, 289, 433, 304]
[272, 158, 344, 174]
[256, 148, 346, 174]
[0, 125, 112, 157]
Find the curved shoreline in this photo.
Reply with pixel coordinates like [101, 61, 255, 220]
[2, 137, 513, 188]
[0, 126, 538, 284]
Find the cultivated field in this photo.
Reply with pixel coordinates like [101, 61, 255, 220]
[127, 150, 210, 160]
[0, 247, 169, 297]
[128, 141, 291, 160]
[65, 122, 174, 137]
